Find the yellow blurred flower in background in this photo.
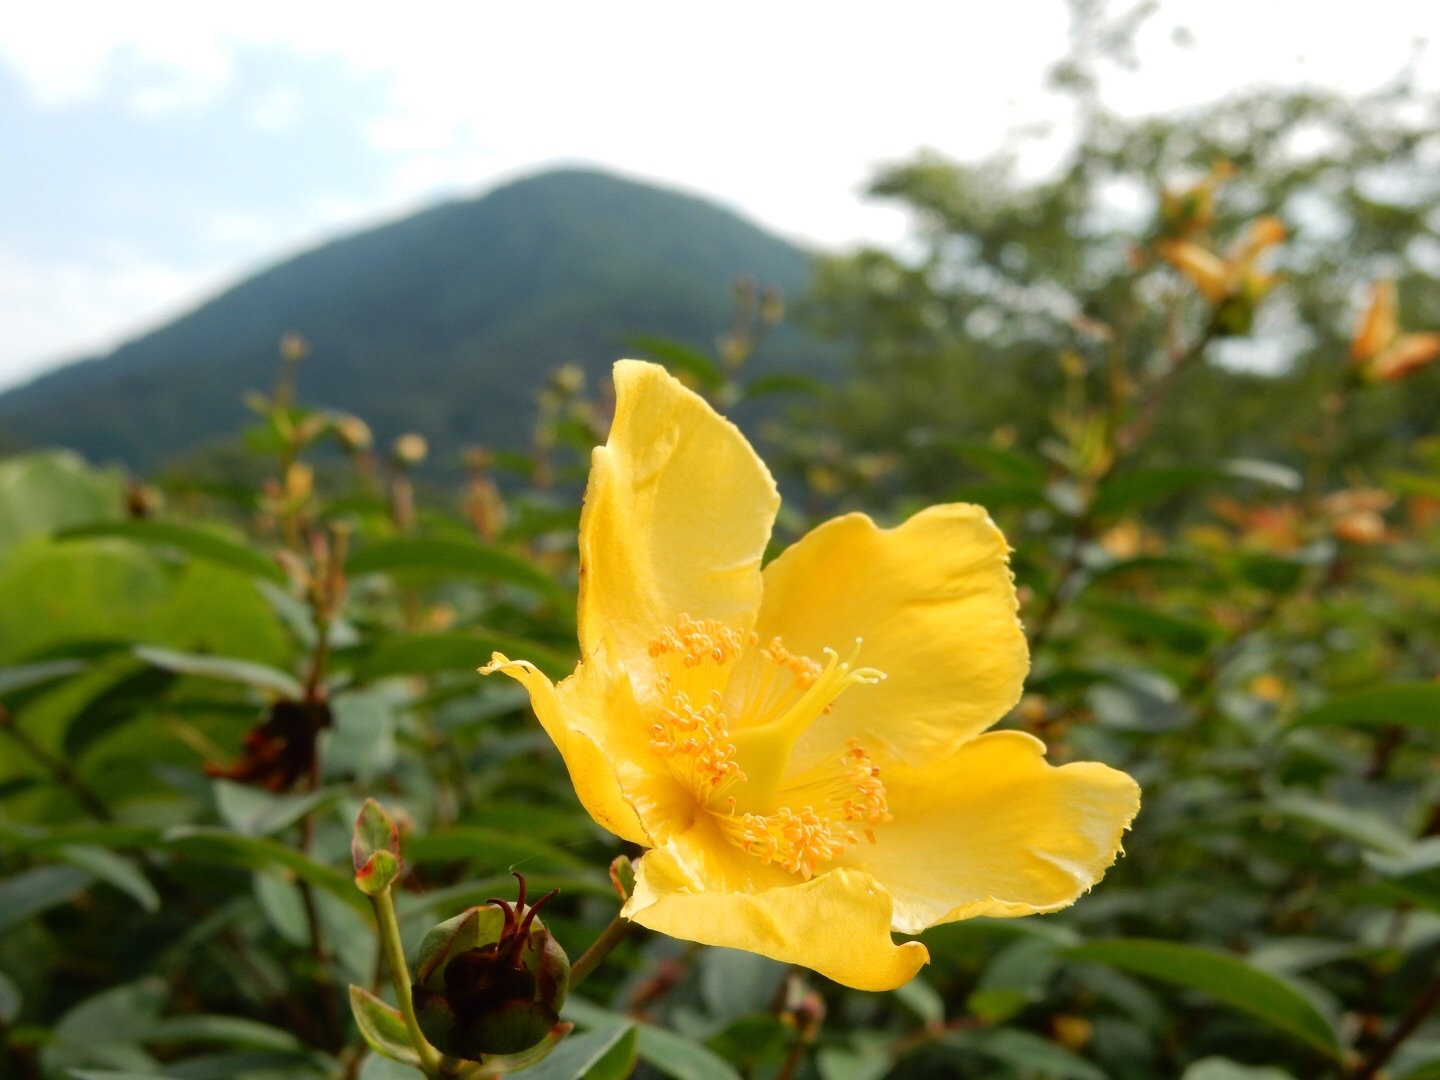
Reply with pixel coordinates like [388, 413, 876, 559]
[1350, 279, 1440, 382]
[485, 361, 1139, 990]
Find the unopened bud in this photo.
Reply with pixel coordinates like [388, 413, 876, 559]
[334, 415, 374, 452]
[280, 333, 310, 363]
[412, 874, 570, 1060]
[392, 434, 428, 467]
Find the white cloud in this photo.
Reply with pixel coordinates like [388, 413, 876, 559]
[0, 244, 225, 388]
[0, 1, 1436, 390]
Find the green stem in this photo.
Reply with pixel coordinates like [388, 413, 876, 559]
[569, 914, 633, 989]
[370, 887, 443, 1077]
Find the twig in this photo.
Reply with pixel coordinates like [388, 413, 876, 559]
[1352, 971, 1440, 1080]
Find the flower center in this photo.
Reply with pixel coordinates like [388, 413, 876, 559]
[646, 614, 891, 879]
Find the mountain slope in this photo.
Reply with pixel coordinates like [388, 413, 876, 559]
[0, 169, 824, 472]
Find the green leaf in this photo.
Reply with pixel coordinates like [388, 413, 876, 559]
[405, 827, 589, 876]
[57, 520, 285, 584]
[135, 1014, 306, 1051]
[892, 976, 945, 1025]
[162, 827, 369, 916]
[0, 969, 20, 1024]
[563, 997, 741, 1080]
[0, 864, 93, 930]
[348, 985, 421, 1067]
[947, 1027, 1106, 1080]
[739, 373, 826, 400]
[0, 658, 88, 698]
[1261, 793, 1412, 855]
[1064, 939, 1339, 1055]
[56, 845, 160, 912]
[354, 631, 573, 683]
[134, 646, 302, 697]
[1082, 600, 1220, 654]
[1181, 1058, 1297, 1079]
[214, 781, 344, 838]
[936, 439, 1047, 482]
[63, 662, 178, 760]
[0, 450, 124, 555]
[346, 537, 561, 599]
[516, 1023, 637, 1080]
[1090, 459, 1300, 517]
[1091, 466, 1223, 516]
[1292, 683, 1440, 732]
[629, 335, 724, 391]
[1237, 553, 1307, 594]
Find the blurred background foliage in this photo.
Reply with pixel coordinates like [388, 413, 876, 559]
[4, 4, 1440, 1078]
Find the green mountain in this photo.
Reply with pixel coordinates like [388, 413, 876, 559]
[0, 169, 827, 473]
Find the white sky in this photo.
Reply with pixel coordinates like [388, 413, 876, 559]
[0, 1, 1434, 391]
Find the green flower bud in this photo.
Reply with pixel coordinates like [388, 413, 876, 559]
[412, 874, 570, 1060]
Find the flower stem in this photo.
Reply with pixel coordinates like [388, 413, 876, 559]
[569, 914, 633, 989]
[370, 887, 443, 1077]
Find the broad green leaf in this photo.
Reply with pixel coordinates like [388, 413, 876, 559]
[0, 969, 20, 1024]
[0, 864, 93, 930]
[516, 1023, 637, 1080]
[56, 845, 160, 912]
[353, 631, 572, 682]
[405, 827, 588, 872]
[1065, 939, 1339, 1055]
[62, 661, 177, 759]
[966, 936, 1062, 1022]
[739, 373, 826, 400]
[1181, 1058, 1296, 1079]
[135, 1014, 306, 1051]
[892, 976, 945, 1025]
[346, 537, 561, 599]
[214, 781, 344, 838]
[563, 997, 742, 1080]
[0, 450, 124, 554]
[698, 948, 787, 1025]
[945, 1027, 1105, 1080]
[1083, 600, 1220, 654]
[254, 871, 310, 945]
[1090, 459, 1300, 517]
[816, 1046, 893, 1080]
[1092, 466, 1229, 516]
[348, 985, 421, 1067]
[1237, 553, 1307, 594]
[57, 520, 285, 584]
[629, 334, 724, 391]
[323, 691, 397, 782]
[1292, 683, 1440, 732]
[1261, 793, 1413, 855]
[935, 439, 1047, 482]
[0, 658, 87, 697]
[134, 646, 302, 697]
[162, 827, 369, 916]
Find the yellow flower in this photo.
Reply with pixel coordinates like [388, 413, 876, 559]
[483, 361, 1139, 991]
[1350, 279, 1440, 382]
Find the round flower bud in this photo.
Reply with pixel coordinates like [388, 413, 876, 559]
[411, 875, 569, 1060]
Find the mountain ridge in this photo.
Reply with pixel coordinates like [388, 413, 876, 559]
[0, 168, 830, 472]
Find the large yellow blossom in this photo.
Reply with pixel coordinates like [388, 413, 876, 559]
[483, 361, 1139, 991]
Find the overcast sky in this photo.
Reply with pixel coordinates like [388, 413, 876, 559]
[0, 1, 1434, 392]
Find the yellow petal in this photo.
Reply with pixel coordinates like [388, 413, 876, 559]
[754, 504, 1028, 771]
[839, 730, 1140, 934]
[482, 653, 690, 847]
[578, 361, 779, 678]
[624, 844, 929, 991]
[1351, 279, 1398, 362]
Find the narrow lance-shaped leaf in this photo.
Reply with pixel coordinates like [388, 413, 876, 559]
[1065, 939, 1339, 1056]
